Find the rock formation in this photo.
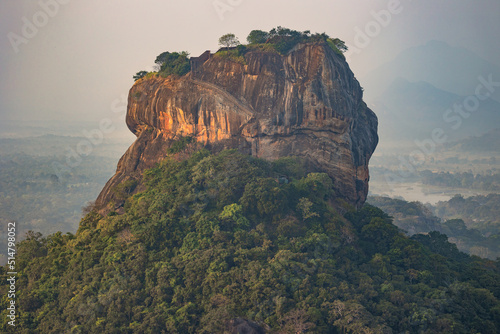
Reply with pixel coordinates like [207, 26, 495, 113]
[95, 42, 378, 211]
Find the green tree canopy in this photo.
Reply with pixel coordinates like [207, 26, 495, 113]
[133, 70, 148, 81]
[246, 30, 269, 44]
[218, 33, 240, 48]
[329, 38, 348, 53]
[154, 51, 191, 77]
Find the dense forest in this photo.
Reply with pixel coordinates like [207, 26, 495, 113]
[2, 147, 500, 333]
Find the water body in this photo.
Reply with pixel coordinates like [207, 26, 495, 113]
[369, 181, 498, 204]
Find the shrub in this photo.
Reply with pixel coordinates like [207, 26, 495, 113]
[167, 136, 194, 155]
[133, 70, 148, 81]
[247, 30, 269, 44]
[113, 179, 138, 200]
[155, 51, 191, 77]
[214, 49, 246, 65]
[218, 33, 240, 48]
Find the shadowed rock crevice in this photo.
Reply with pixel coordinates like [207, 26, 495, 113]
[96, 42, 378, 212]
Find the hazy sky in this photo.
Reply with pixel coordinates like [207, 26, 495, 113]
[1, 0, 499, 128]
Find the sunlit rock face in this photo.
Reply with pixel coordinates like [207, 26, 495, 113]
[96, 42, 378, 211]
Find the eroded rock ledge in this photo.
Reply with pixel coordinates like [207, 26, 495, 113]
[96, 42, 378, 212]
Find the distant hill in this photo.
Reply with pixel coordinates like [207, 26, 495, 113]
[368, 195, 500, 259]
[361, 40, 500, 102]
[366, 196, 443, 235]
[433, 193, 500, 236]
[372, 77, 500, 142]
[446, 128, 500, 152]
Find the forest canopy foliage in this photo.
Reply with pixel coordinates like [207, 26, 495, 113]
[245, 27, 347, 55]
[2, 148, 500, 333]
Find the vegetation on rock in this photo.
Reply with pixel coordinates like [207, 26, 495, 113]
[243, 27, 348, 55]
[2, 149, 500, 333]
[133, 70, 148, 81]
[218, 33, 240, 49]
[133, 28, 349, 80]
[155, 51, 191, 77]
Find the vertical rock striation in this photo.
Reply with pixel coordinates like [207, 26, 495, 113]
[96, 42, 378, 211]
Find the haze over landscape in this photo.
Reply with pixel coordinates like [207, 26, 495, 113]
[1, 0, 499, 123]
[1, 0, 499, 260]
[1, 1, 500, 332]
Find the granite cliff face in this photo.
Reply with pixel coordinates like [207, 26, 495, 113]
[96, 42, 378, 211]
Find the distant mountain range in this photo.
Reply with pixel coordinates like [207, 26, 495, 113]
[361, 40, 500, 101]
[361, 41, 500, 143]
[371, 77, 500, 142]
